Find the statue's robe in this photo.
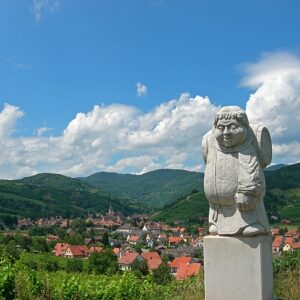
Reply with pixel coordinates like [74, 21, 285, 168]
[202, 128, 269, 235]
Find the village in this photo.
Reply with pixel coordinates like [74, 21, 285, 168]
[1, 203, 298, 283]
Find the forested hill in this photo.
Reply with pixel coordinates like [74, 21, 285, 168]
[80, 169, 204, 208]
[0, 163, 300, 222]
[0, 173, 139, 220]
[152, 163, 300, 224]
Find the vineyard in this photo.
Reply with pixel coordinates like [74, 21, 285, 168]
[0, 250, 299, 299]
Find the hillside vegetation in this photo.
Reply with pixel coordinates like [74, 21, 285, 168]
[0, 173, 138, 220]
[81, 169, 203, 208]
[264, 163, 300, 223]
[0, 164, 300, 223]
[152, 191, 208, 223]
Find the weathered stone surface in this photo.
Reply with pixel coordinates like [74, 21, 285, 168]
[202, 106, 272, 236]
[204, 235, 273, 300]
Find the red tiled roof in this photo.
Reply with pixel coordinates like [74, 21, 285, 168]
[141, 252, 160, 261]
[89, 246, 103, 253]
[53, 243, 70, 256]
[113, 247, 120, 255]
[272, 235, 283, 248]
[129, 235, 140, 242]
[67, 245, 89, 257]
[169, 236, 183, 244]
[285, 237, 294, 246]
[118, 252, 139, 265]
[147, 258, 163, 270]
[292, 242, 300, 249]
[169, 256, 192, 268]
[176, 263, 201, 280]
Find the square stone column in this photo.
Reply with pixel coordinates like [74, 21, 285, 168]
[204, 235, 273, 300]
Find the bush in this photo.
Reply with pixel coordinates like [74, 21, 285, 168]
[0, 255, 15, 300]
[152, 263, 173, 285]
[87, 249, 119, 275]
[66, 259, 83, 273]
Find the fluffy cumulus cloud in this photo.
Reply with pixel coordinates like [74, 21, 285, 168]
[243, 51, 300, 164]
[0, 95, 218, 179]
[136, 82, 147, 97]
[2, 51, 300, 179]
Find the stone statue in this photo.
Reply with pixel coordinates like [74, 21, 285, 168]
[202, 106, 272, 236]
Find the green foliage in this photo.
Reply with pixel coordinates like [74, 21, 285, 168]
[0, 255, 15, 300]
[0, 173, 139, 220]
[82, 169, 204, 208]
[66, 259, 83, 273]
[153, 191, 209, 224]
[131, 259, 148, 278]
[273, 250, 300, 275]
[87, 249, 119, 275]
[42, 254, 59, 272]
[274, 251, 300, 300]
[152, 263, 173, 285]
[102, 231, 110, 246]
[30, 236, 50, 253]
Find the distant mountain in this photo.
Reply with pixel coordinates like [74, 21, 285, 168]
[152, 163, 300, 224]
[1, 163, 300, 224]
[265, 164, 286, 172]
[264, 163, 300, 223]
[152, 191, 208, 224]
[80, 169, 203, 208]
[0, 173, 139, 220]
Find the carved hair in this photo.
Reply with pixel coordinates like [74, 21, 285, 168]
[214, 106, 249, 128]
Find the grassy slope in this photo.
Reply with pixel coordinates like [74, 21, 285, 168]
[152, 191, 209, 223]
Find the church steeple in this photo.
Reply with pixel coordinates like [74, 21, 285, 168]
[108, 203, 113, 216]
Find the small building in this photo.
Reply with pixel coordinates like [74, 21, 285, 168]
[141, 251, 162, 271]
[53, 243, 70, 256]
[64, 245, 89, 258]
[169, 236, 184, 246]
[169, 256, 192, 275]
[118, 252, 144, 271]
[176, 262, 201, 280]
[272, 235, 283, 253]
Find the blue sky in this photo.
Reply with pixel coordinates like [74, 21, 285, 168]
[0, 0, 300, 178]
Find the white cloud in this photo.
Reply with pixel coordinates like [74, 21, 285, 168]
[0, 95, 218, 179]
[2, 50, 300, 179]
[0, 103, 24, 139]
[243, 51, 300, 164]
[30, 0, 59, 21]
[36, 127, 52, 136]
[136, 82, 148, 97]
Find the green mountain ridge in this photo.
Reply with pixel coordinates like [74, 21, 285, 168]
[0, 163, 299, 223]
[153, 163, 300, 224]
[80, 169, 204, 208]
[0, 173, 139, 220]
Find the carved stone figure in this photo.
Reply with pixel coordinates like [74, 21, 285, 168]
[202, 106, 272, 236]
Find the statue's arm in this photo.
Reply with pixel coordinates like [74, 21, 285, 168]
[202, 131, 211, 165]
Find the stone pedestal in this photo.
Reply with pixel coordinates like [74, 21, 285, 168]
[204, 235, 273, 300]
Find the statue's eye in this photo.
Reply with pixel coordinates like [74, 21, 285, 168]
[230, 125, 237, 130]
[217, 126, 224, 131]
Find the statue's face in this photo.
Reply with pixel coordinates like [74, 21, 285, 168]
[215, 119, 247, 148]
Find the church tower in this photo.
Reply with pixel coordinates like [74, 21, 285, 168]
[108, 203, 113, 216]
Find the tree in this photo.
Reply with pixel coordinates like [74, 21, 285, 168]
[66, 259, 83, 273]
[30, 237, 49, 253]
[102, 231, 109, 246]
[131, 259, 148, 278]
[87, 249, 118, 275]
[152, 263, 173, 285]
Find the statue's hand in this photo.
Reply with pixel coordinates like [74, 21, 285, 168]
[235, 193, 256, 211]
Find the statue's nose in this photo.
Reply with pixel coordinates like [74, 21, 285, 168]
[224, 127, 230, 135]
